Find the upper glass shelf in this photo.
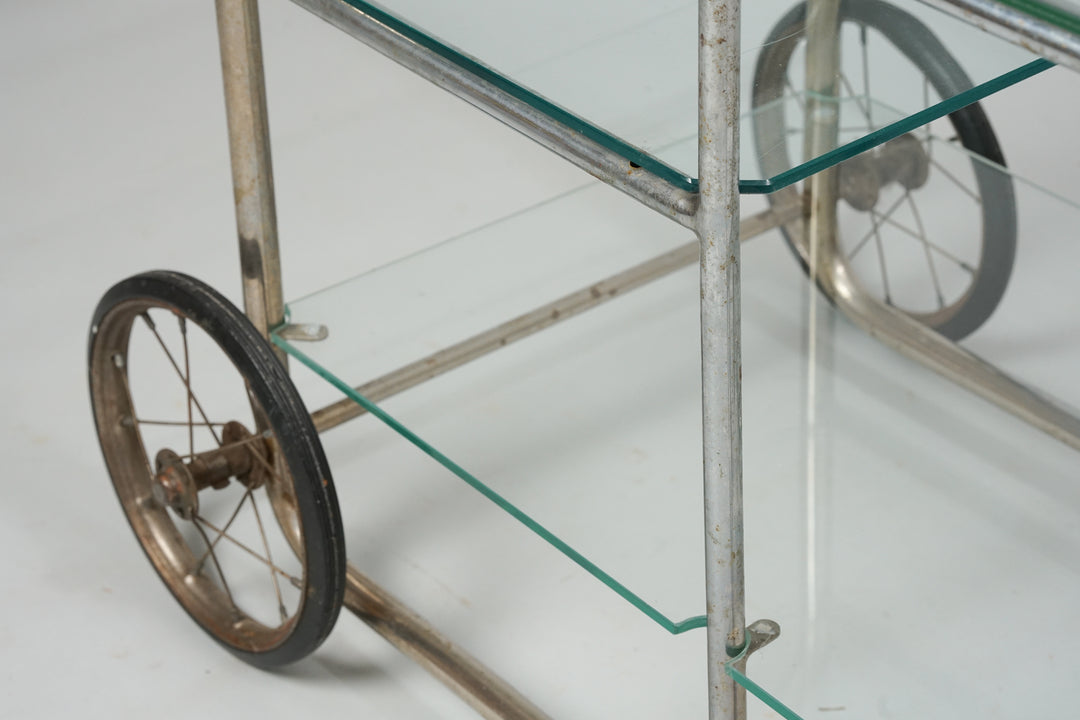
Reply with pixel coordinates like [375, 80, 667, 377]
[333, 0, 1051, 193]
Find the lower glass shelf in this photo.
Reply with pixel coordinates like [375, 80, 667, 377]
[274, 137, 1080, 717]
[279, 180, 710, 629]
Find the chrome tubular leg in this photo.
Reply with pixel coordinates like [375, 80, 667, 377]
[215, 0, 286, 344]
[344, 566, 553, 720]
[698, 1, 745, 719]
[802, 0, 843, 283]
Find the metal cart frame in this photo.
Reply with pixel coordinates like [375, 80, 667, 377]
[211, 0, 1080, 718]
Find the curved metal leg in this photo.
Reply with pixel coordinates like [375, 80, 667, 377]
[805, 235, 1080, 451]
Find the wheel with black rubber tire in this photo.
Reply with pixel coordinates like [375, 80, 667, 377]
[751, 0, 1017, 340]
[89, 270, 345, 668]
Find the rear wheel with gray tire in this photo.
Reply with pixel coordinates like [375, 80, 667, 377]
[752, 0, 1017, 340]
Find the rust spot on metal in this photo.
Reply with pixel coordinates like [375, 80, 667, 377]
[239, 235, 264, 281]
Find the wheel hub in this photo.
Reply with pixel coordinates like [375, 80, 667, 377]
[152, 449, 200, 519]
[838, 133, 930, 212]
[151, 421, 272, 519]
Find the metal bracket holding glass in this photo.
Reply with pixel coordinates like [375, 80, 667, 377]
[86, 0, 1080, 717]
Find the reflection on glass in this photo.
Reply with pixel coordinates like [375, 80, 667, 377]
[347, 0, 1047, 189]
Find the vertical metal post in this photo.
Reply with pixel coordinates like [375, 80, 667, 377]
[802, 0, 843, 265]
[801, 0, 842, 679]
[698, 1, 745, 719]
[215, 0, 286, 344]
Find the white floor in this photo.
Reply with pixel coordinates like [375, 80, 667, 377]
[4, 2, 1080, 719]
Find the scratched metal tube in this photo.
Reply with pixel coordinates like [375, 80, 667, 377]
[309, 204, 798, 433]
[697, 1, 745, 719]
[920, 0, 1080, 74]
[288, 0, 698, 228]
[344, 565, 552, 720]
[215, 0, 286, 344]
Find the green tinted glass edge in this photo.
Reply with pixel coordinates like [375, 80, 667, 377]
[725, 641, 806, 720]
[339, 0, 1049, 196]
[995, 0, 1080, 35]
[273, 331, 708, 635]
[728, 666, 807, 720]
[338, 0, 697, 190]
[740, 57, 1055, 194]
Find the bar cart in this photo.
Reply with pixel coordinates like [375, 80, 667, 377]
[88, 0, 1080, 718]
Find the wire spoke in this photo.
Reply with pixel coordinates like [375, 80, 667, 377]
[192, 520, 235, 605]
[180, 317, 194, 459]
[194, 486, 253, 573]
[871, 216, 893, 305]
[923, 79, 934, 150]
[134, 419, 230, 428]
[849, 193, 907, 259]
[242, 438, 285, 486]
[140, 313, 222, 446]
[870, 211, 921, 241]
[194, 515, 301, 587]
[870, 209, 976, 275]
[838, 72, 872, 127]
[861, 24, 873, 131]
[905, 191, 946, 309]
[248, 491, 287, 622]
[175, 430, 272, 462]
[928, 155, 981, 203]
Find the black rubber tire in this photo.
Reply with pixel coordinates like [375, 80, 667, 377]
[89, 270, 346, 668]
[751, 0, 1017, 341]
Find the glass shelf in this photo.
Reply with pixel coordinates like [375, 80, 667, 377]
[279, 181, 709, 629]
[730, 150, 1080, 719]
[328, 0, 1051, 193]
[273, 131, 1080, 715]
[274, 131, 1080, 644]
